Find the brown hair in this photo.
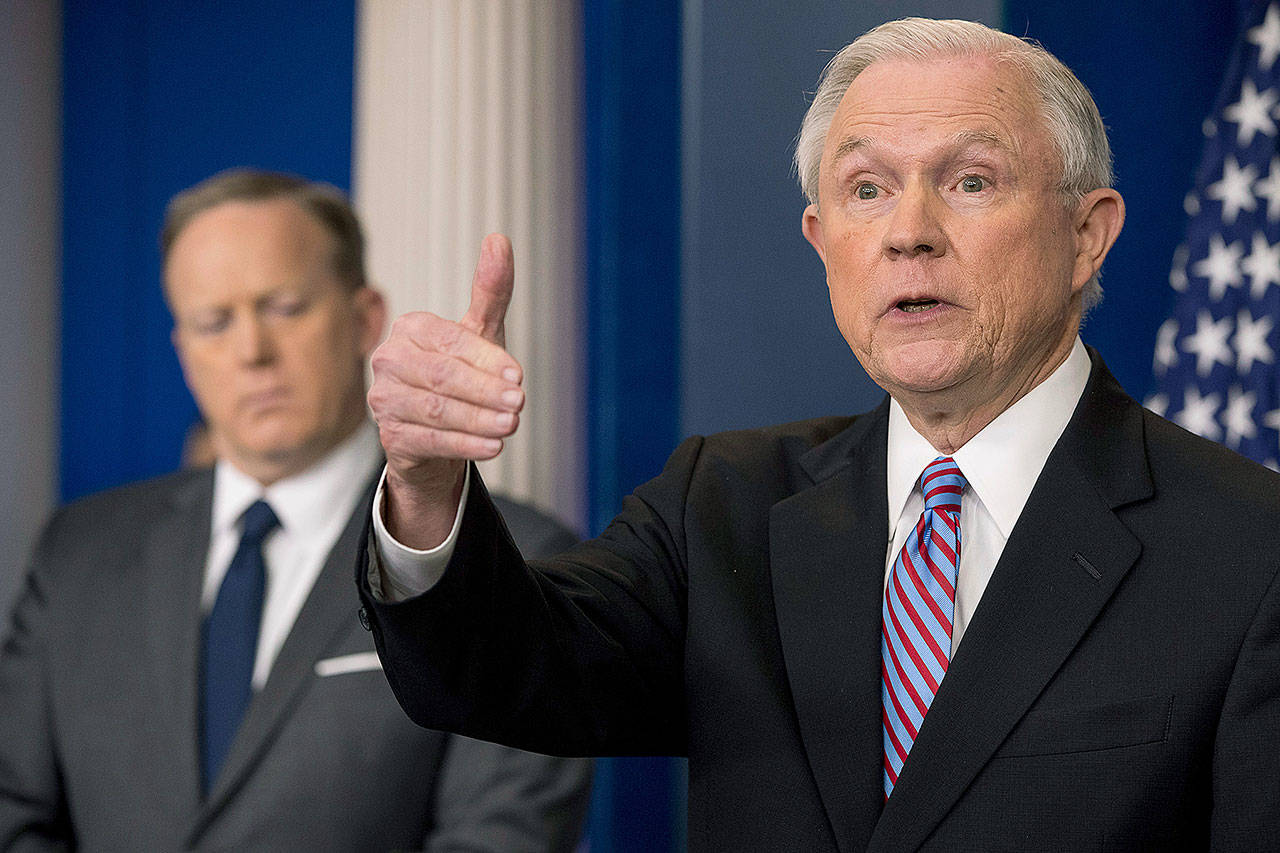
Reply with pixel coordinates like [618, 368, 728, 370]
[161, 168, 366, 291]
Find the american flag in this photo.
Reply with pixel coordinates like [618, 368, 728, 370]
[1148, 0, 1280, 468]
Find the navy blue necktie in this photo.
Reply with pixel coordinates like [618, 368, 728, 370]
[200, 499, 278, 794]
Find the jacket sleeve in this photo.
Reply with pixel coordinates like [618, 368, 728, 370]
[0, 518, 74, 851]
[425, 735, 592, 853]
[358, 436, 706, 758]
[1210, 561, 1280, 850]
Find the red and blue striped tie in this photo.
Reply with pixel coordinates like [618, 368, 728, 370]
[882, 455, 967, 797]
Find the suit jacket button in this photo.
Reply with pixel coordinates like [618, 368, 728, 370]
[358, 606, 371, 631]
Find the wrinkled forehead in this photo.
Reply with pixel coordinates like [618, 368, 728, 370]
[826, 55, 1052, 163]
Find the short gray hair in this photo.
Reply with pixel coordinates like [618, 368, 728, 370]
[794, 18, 1114, 308]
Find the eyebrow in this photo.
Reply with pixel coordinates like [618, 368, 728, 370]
[948, 129, 1014, 154]
[831, 135, 872, 163]
[830, 129, 1014, 164]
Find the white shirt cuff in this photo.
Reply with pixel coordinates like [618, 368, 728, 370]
[368, 464, 471, 602]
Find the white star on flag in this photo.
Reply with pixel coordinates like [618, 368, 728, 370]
[1234, 308, 1276, 371]
[1174, 386, 1222, 440]
[1181, 309, 1235, 376]
[1224, 386, 1259, 447]
[1169, 244, 1190, 291]
[1224, 77, 1279, 145]
[1154, 2, 1280, 467]
[1154, 318, 1180, 373]
[1266, 407, 1280, 432]
[1191, 233, 1245, 300]
[1206, 157, 1260, 224]
[1250, 2, 1280, 71]
[1241, 231, 1280, 297]
[1253, 157, 1280, 220]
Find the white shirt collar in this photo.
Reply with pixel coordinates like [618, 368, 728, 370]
[887, 337, 1092, 538]
[211, 420, 383, 538]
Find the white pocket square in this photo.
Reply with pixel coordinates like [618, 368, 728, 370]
[314, 651, 383, 677]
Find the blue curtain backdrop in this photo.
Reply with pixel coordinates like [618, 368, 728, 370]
[583, 1, 685, 849]
[61, 0, 356, 501]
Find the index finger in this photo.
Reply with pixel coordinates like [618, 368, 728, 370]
[382, 311, 522, 384]
[460, 233, 514, 346]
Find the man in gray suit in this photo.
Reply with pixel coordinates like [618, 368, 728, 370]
[0, 169, 592, 851]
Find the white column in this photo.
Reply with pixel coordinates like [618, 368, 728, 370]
[354, 0, 584, 531]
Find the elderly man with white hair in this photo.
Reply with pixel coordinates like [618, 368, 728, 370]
[358, 17, 1280, 851]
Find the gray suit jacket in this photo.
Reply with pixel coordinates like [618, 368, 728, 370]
[0, 465, 590, 852]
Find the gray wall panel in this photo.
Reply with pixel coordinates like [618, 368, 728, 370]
[0, 0, 59, 620]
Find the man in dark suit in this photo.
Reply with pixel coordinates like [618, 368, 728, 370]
[0, 170, 591, 851]
[357, 17, 1280, 852]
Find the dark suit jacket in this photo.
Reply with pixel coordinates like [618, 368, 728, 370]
[0, 465, 590, 852]
[360, 351, 1280, 851]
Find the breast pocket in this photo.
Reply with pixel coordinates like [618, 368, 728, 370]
[997, 694, 1173, 758]
[314, 650, 383, 678]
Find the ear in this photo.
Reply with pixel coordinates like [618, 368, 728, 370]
[801, 203, 827, 266]
[1071, 188, 1125, 293]
[353, 286, 388, 356]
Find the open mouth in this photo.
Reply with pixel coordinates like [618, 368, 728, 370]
[897, 299, 940, 313]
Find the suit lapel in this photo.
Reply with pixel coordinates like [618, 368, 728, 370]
[141, 472, 213, 826]
[770, 402, 890, 853]
[191, 472, 379, 838]
[868, 353, 1151, 852]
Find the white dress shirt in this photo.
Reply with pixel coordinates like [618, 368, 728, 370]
[205, 420, 383, 687]
[885, 338, 1091, 654]
[372, 339, 1092, 615]
[369, 465, 471, 600]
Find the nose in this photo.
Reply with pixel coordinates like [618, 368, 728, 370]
[229, 313, 276, 366]
[882, 181, 947, 259]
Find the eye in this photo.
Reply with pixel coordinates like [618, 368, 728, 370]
[187, 311, 230, 336]
[855, 182, 880, 200]
[959, 175, 987, 193]
[266, 295, 309, 317]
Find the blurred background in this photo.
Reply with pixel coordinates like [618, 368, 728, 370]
[0, 0, 1248, 849]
